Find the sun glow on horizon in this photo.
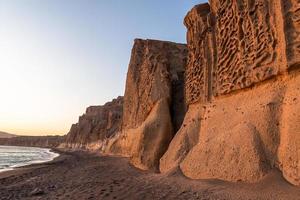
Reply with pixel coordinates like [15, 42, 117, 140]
[0, 0, 115, 136]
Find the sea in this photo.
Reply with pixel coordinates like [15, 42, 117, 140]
[0, 145, 59, 172]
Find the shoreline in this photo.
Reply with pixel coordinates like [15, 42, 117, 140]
[0, 145, 60, 174]
[0, 150, 300, 200]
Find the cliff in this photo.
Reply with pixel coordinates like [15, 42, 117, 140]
[161, 0, 300, 187]
[62, 96, 123, 150]
[62, 39, 188, 172]
[103, 39, 188, 171]
[0, 135, 64, 148]
[61, 0, 300, 187]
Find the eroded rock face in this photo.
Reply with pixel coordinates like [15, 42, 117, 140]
[182, 0, 292, 99]
[210, 0, 282, 95]
[122, 39, 187, 131]
[108, 39, 187, 171]
[63, 96, 123, 150]
[282, 0, 300, 70]
[184, 3, 212, 104]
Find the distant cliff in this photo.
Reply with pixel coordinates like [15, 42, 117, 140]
[0, 135, 64, 148]
[0, 131, 16, 138]
[62, 96, 123, 150]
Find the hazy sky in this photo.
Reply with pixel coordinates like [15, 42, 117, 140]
[0, 0, 206, 136]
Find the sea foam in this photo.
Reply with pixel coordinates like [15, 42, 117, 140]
[0, 145, 59, 172]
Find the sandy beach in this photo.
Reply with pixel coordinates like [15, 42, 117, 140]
[0, 150, 299, 200]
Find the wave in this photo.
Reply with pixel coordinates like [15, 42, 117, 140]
[0, 145, 59, 172]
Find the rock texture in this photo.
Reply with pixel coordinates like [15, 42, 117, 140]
[282, 0, 300, 70]
[210, 0, 282, 96]
[121, 39, 187, 132]
[62, 96, 123, 150]
[106, 39, 187, 171]
[184, 3, 212, 104]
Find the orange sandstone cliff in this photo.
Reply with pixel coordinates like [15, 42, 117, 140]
[64, 39, 187, 172]
[104, 39, 187, 171]
[162, 0, 300, 186]
[63, 0, 300, 187]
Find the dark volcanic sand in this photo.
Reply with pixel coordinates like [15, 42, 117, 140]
[0, 150, 299, 200]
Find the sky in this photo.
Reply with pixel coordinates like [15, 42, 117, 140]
[0, 0, 207, 136]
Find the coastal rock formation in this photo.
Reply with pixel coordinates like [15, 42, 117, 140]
[63, 96, 123, 150]
[121, 39, 187, 132]
[60, 0, 300, 187]
[161, 0, 300, 186]
[106, 39, 187, 171]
